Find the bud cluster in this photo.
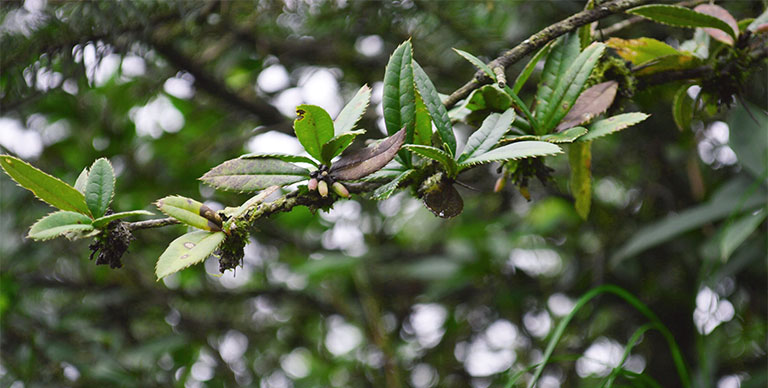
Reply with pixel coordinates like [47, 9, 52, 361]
[308, 165, 349, 198]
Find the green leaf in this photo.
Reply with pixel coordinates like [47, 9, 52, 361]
[727, 101, 767, 180]
[569, 142, 592, 220]
[155, 196, 223, 232]
[413, 60, 456, 155]
[239, 153, 319, 167]
[404, 145, 458, 178]
[452, 48, 495, 81]
[503, 85, 538, 133]
[383, 40, 415, 163]
[693, 4, 739, 45]
[633, 54, 703, 76]
[459, 141, 562, 170]
[84, 158, 115, 218]
[541, 126, 588, 143]
[579, 113, 650, 142]
[606, 37, 681, 66]
[627, 4, 737, 39]
[372, 169, 416, 200]
[293, 105, 335, 161]
[335, 84, 371, 135]
[321, 129, 366, 166]
[413, 92, 432, 146]
[672, 84, 695, 131]
[0, 155, 91, 216]
[554, 81, 618, 131]
[330, 128, 406, 181]
[28, 211, 94, 241]
[92, 210, 154, 229]
[201, 158, 309, 192]
[541, 42, 606, 132]
[512, 41, 552, 95]
[611, 176, 767, 267]
[74, 167, 89, 194]
[535, 33, 581, 126]
[459, 109, 517, 163]
[156, 231, 226, 280]
[719, 208, 767, 262]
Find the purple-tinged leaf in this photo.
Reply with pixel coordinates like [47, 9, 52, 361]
[693, 4, 739, 45]
[330, 128, 406, 181]
[555, 81, 618, 132]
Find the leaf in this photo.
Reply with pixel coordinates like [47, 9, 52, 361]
[92, 210, 154, 229]
[503, 85, 539, 133]
[579, 113, 650, 142]
[459, 141, 562, 170]
[382, 40, 415, 162]
[293, 105, 335, 161]
[239, 153, 318, 167]
[452, 48, 495, 81]
[0, 155, 91, 216]
[225, 186, 281, 219]
[413, 92, 432, 146]
[512, 41, 552, 95]
[727, 101, 767, 181]
[334, 84, 371, 135]
[633, 54, 703, 76]
[155, 196, 223, 232]
[372, 169, 415, 200]
[321, 129, 366, 166]
[679, 29, 710, 59]
[28, 211, 94, 241]
[747, 9, 768, 32]
[155, 231, 226, 280]
[404, 145, 458, 178]
[541, 126, 588, 143]
[541, 42, 606, 132]
[672, 84, 695, 131]
[500, 135, 540, 144]
[422, 178, 464, 218]
[201, 158, 309, 192]
[569, 142, 592, 220]
[459, 109, 517, 163]
[84, 158, 115, 218]
[330, 128, 406, 181]
[74, 167, 89, 194]
[610, 177, 767, 267]
[692, 4, 739, 45]
[555, 81, 618, 131]
[606, 37, 681, 66]
[481, 84, 512, 111]
[535, 33, 581, 125]
[413, 60, 456, 155]
[627, 4, 737, 40]
[719, 208, 767, 262]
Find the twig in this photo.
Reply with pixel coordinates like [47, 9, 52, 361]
[442, 0, 651, 109]
[127, 217, 180, 231]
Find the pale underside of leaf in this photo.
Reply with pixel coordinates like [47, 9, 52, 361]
[156, 231, 226, 280]
[28, 211, 94, 241]
[555, 81, 618, 132]
[459, 141, 562, 170]
[156, 196, 222, 232]
[0, 155, 91, 216]
[201, 158, 309, 192]
[334, 84, 371, 135]
[330, 128, 406, 181]
[579, 113, 650, 142]
[541, 127, 588, 143]
[92, 210, 154, 229]
[74, 167, 89, 194]
[239, 153, 318, 167]
[459, 109, 516, 163]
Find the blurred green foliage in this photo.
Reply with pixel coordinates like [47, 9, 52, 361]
[0, 1, 766, 387]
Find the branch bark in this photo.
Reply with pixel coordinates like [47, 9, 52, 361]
[442, 0, 652, 109]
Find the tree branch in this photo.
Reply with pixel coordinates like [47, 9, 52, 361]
[442, 0, 651, 109]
